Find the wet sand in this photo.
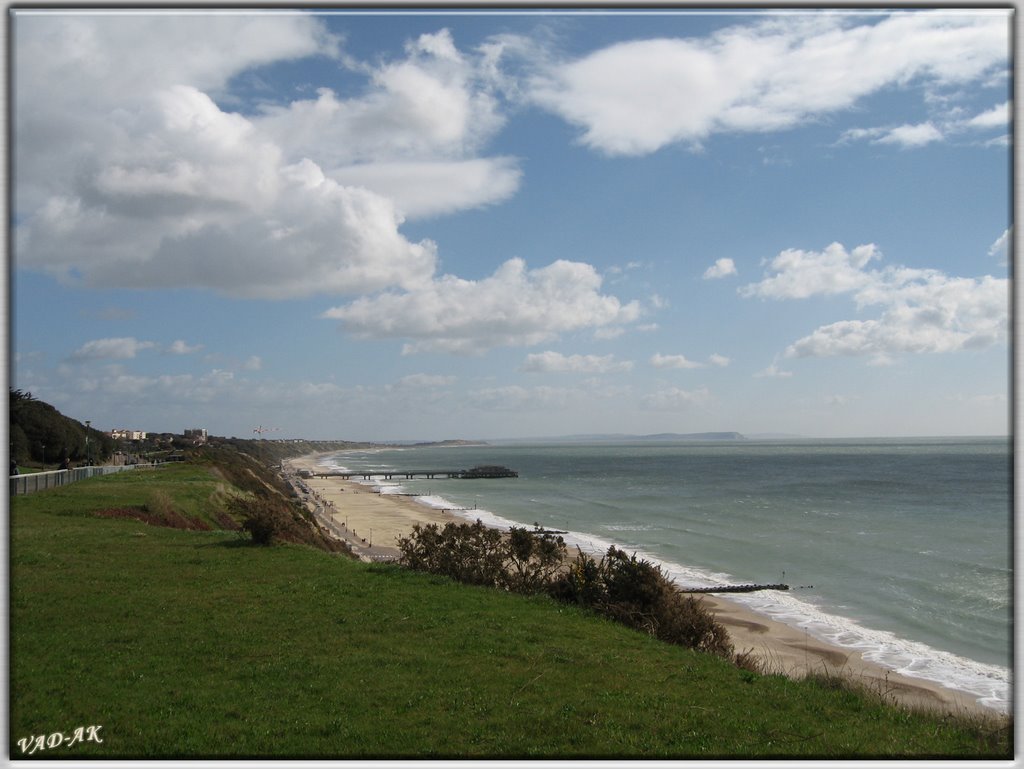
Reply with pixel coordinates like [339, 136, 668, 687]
[285, 453, 998, 718]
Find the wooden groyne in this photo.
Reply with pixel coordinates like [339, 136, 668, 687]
[682, 583, 789, 594]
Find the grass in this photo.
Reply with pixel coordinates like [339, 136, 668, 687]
[9, 468, 1011, 759]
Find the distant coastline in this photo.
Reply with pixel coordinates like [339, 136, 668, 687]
[495, 431, 748, 443]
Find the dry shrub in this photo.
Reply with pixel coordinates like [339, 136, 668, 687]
[227, 495, 350, 553]
[95, 503, 211, 532]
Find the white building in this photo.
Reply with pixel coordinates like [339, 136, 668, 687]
[110, 429, 147, 441]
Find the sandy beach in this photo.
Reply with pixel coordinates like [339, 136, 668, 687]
[285, 452, 995, 718]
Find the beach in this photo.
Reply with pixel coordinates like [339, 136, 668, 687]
[284, 452, 993, 718]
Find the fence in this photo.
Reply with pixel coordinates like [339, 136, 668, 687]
[9, 464, 150, 496]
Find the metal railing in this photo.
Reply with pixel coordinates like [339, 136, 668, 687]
[9, 464, 150, 496]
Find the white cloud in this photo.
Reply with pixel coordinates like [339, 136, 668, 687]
[12, 16, 512, 300]
[739, 242, 880, 300]
[966, 100, 1010, 129]
[242, 356, 263, 371]
[522, 351, 633, 374]
[703, 257, 737, 279]
[166, 340, 204, 355]
[840, 101, 1009, 149]
[742, 241, 1008, 360]
[650, 352, 730, 369]
[840, 122, 944, 148]
[255, 28, 505, 165]
[329, 158, 521, 219]
[18, 81, 439, 299]
[988, 228, 1009, 263]
[877, 122, 944, 147]
[249, 27, 522, 221]
[527, 12, 1009, 156]
[754, 363, 793, 378]
[784, 272, 1008, 359]
[69, 337, 157, 361]
[641, 386, 711, 410]
[323, 258, 641, 354]
[650, 353, 705, 370]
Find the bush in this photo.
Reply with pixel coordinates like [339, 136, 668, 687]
[551, 546, 734, 658]
[397, 520, 565, 592]
[229, 496, 287, 545]
[397, 523, 732, 659]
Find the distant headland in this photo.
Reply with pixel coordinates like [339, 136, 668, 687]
[509, 432, 749, 443]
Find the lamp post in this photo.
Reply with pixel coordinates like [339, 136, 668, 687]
[40, 444, 46, 471]
[84, 421, 91, 466]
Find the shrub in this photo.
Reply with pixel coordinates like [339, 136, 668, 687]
[397, 523, 732, 658]
[397, 520, 563, 590]
[551, 546, 734, 659]
[229, 496, 287, 546]
[504, 526, 567, 593]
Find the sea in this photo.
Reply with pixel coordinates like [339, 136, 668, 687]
[316, 437, 1012, 712]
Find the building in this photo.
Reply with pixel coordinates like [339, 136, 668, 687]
[109, 429, 147, 441]
[184, 428, 208, 445]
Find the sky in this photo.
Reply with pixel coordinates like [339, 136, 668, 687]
[9, 8, 1012, 441]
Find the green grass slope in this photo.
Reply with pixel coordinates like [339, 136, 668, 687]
[9, 469, 1010, 759]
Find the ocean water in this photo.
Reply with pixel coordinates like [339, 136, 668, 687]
[318, 437, 1012, 712]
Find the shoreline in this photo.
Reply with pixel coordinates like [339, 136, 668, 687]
[284, 452, 1002, 719]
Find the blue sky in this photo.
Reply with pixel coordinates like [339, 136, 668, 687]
[10, 9, 1011, 440]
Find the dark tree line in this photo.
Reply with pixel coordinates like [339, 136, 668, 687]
[9, 389, 115, 467]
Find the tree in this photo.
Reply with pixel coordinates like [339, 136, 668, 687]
[9, 389, 114, 465]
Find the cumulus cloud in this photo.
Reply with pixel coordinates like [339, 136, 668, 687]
[650, 353, 704, 370]
[522, 351, 633, 374]
[784, 272, 1008, 359]
[330, 158, 522, 219]
[650, 352, 730, 369]
[256, 29, 506, 165]
[526, 11, 1009, 155]
[69, 337, 157, 362]
[323, 258, 642, 354]
[878, 122, 944, 147]
[250, 27, 523, 220]
[740, 242, 880, 300]
[742, 242, 1009, 361]
[17, 77, 438, 298]
[703, 257, 737, 279]
[12, 15, 516, 300]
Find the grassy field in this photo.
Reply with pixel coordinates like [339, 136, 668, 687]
[9, 466, 1011, 759]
